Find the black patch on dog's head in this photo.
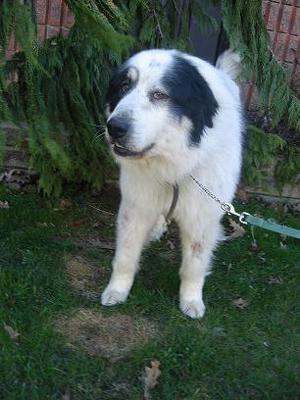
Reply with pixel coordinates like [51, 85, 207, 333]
[162, 55, 218, 145]
[106, 66, 138, 114]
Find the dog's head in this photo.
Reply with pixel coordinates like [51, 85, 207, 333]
[105, 49, 218, 162]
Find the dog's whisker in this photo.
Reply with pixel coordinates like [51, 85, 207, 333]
[92, 132, 106, 144]
[88, 122, 105, 129]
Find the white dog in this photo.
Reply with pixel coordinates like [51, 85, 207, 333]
[101, 49, 243, 318]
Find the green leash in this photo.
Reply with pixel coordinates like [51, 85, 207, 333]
[190, 175, 300, 240]
[244, 213, 300, 239]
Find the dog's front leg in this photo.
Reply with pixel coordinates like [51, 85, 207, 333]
[101, 201, 154, 306]
[179, 219, 221, 319]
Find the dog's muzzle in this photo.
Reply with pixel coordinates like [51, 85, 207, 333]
[106, 115, 154, 158]
[107, 116, 130, 144]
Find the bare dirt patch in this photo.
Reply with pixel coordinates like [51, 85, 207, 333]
[66, 256, 108, 300]
[56, 309, 158, 361]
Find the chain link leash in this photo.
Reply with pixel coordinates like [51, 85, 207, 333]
[190, 175, 249, 224]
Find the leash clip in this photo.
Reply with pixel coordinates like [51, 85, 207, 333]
[221, 202, 249, 225]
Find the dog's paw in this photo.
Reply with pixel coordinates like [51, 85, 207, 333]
[101, 286, 129, 306]
[180, 299, 206, 319]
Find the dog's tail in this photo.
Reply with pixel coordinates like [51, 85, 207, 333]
[216, 49, 241, 81]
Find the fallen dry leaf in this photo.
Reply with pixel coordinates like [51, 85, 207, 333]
[0, 200, 9, 209]
[69, 218, 88, 227]
[236, 187, 249, 202]
[143, 360, 161, 400]
[0, 169, 34, 190]
[59, 198, 73, 209]
[4, 323, 20, 341]
[228, 218, 246, 239]
[233, 298, 249, 310]
[167, 240, 175, 250]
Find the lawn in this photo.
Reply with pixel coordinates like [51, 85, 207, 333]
[0, 186, 299, 400]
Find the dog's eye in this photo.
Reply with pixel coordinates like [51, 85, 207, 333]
[151, 91, 169, 101]
[120, 83, 130, 95]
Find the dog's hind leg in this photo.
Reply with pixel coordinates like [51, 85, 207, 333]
[101, 201, 156, 306]
[178, 218, 221, 319]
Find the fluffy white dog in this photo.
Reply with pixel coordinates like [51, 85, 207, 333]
[101, 49, 243, 318]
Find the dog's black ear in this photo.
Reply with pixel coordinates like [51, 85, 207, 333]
[106, 67, 130, 114]
[162, 56, 218, 145]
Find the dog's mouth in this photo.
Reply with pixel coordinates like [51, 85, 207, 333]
[113, 143, 154, 158]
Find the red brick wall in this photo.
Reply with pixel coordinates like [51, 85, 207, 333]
[246, 0, 300, 107]
[6, 0, 74, 59]
[36, 0, 74, 40]
[5, 0, 300, 106]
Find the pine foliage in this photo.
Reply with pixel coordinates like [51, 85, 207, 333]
[0, 0, 133, 195]
[221, 0, 300, 132]
[0, 0, 299, 195]
[244, 125, 300, 189]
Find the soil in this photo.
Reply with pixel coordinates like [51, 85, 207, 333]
[65, 256, 109, 300]
[56, 309, 158, 361]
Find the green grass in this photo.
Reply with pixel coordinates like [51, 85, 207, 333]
[0, 187, 299, 399]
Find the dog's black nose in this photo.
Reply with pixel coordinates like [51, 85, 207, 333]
[107, 117, 130, 140]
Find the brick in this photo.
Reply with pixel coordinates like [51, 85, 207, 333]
[266, 2, 300, 34]
[282, 0, 300, 7]
[285, 35, 299, 62]
[35, 0, 48, 24]
[269, 31, 284, 59]
[245, 83, 259, 109]
[263, 0, 272, 24]
[47, 0, 62, 26]
[265, 0, 300, 6]
[266, 1, 300, 35]
[291, 8, 300, 34]
[266, 1, 281, 31]
[6, 50, 15, 60]
[6, 34, 16, 52]
[61, 27, 70, 38]
[279, 4, 293, 32]
[46, 25, 60, 39]
[37, 24, 47, 43]
[270, 31, 299, 63]
[62, 2, 75, 28]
